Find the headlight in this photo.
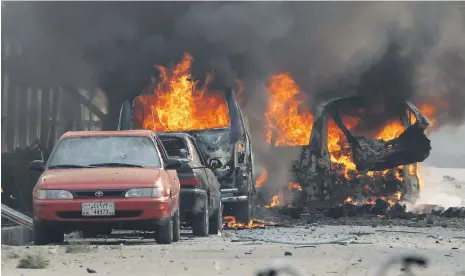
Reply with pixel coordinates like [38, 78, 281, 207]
[125, 187, 164, 198]
[36, 189, 73, 199]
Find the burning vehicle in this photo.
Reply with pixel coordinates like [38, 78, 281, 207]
[258, 73, 432, 209]
[118, 53, 257, 223]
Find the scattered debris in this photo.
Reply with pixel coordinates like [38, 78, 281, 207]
[65, 245, 94, 254]
[324, 200, 465, 219]
[17, 254, 49, 269]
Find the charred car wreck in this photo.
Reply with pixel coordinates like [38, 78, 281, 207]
[285, 96, 431, 207]
[118, 88, 257, 223]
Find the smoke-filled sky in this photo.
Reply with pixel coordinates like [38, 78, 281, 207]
[2, 2, 465, 128]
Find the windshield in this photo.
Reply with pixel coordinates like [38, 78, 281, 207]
[47, 136, 162, 168]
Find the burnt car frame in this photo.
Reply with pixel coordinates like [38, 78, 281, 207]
[290, 96, 431, 207]
[158, 132, 223, 236]
[118, 88, 257, 223]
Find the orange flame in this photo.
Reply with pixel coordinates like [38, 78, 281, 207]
[265, 73, 313, 146]
[344, 196, 356, 204]
[288, 182, 302, 192]
[255, 170, 268, 188]
[132, 53, 230, 132]
[265, 195, 280, 209]
[223, 216, 265, 229]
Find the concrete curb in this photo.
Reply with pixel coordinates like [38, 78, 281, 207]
[1, 226, 33, 246]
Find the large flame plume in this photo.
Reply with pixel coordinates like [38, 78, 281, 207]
[265, 73, 314, 146]
[132, 53, 231, 132]
[262, 72, 440, 208]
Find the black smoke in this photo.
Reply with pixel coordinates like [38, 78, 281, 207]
[2, 2, 465, 130]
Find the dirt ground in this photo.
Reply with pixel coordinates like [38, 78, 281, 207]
[1, 221, 464, 276]
[2, 165, 465, 276]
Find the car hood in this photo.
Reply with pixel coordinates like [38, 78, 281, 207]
[187, 128, 235, 180]
[41, 168, 161, 190]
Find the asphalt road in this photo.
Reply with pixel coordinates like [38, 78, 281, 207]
[2, 223, 464, 276]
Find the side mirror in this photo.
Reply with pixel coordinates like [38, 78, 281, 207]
[30, 160, 45, 171]
[164, 158, 182, 170]
[208, 158, 223, 169]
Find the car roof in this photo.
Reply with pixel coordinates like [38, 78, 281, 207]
[157, 132, 195, 140]
[61, 130, 154, 139]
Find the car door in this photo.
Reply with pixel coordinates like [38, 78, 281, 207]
[184, 137, 210, 192]
[189, 137, 221, 212]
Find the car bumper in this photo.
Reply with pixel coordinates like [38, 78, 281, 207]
[179, 188, 207, 214]
[33, 197, 171, 223]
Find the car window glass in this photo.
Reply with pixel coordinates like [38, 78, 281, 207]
[159, 136, 191, 160]
[188, 138, 203, 164]
[48, 136, 161, 168]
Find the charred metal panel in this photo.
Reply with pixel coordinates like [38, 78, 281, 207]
[292, 96, 430, 205]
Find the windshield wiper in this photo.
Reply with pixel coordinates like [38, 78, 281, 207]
[48, 164, 96, 169]
[89, 162, 145, 168]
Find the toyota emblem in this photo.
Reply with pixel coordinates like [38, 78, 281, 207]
[95, 191, 103, 197]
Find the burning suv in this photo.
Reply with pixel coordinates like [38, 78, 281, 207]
[117, 54, 256, 223]
[290, 96, 432, 207]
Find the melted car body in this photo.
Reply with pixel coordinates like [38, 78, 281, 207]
[294, 96, 431, 205]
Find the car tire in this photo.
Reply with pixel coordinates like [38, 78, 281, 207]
[209, 200, 223, 235]
[33, 221, 64, 245]
[236, 196, 254, 224]
[172, 208, 181, 242]
[155, 199, 174, 244]
[192, 199, 209, 237]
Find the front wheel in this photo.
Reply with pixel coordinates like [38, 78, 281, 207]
[155, 199, 175, 244]
[33, 221, 64, 245]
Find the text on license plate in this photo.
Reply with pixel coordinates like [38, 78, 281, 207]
[81, 202, 115, 216]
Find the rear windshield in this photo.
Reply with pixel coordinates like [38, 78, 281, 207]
[47, 136, 162, 168]
[159, 136, 190, 159]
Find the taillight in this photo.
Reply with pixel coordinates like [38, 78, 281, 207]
[180, 177, 200, 187]
[236, 140, 246, 164]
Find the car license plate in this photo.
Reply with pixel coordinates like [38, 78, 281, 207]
[81, 202, 115, 216]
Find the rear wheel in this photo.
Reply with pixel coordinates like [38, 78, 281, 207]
[209, 200, 223, 235]
[192, 199, 209, 237]
[33, 221, 64, 245]
[236, 196, 254, 224]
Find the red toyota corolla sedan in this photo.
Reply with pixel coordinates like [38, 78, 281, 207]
[31, 130, 182, 245]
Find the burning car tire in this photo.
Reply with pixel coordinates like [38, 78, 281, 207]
[33, 221, 64, 245]
[209, 200, 223, 234]
[192, 199, 209, 237]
